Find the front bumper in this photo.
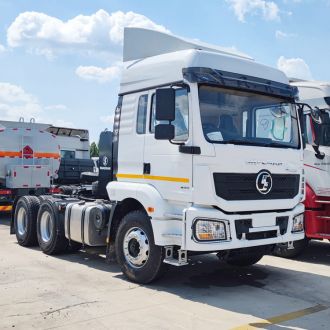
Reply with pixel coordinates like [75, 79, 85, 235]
[152, 204, 305, 252]
[182, 204, 305, 251]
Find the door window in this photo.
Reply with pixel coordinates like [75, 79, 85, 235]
[136, 94, 148, 134]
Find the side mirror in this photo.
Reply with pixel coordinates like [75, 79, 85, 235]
[154, 88, 176, 140]
[155, 88, 175, 121]
[155, 124, 175, 140]
[310, 107, 322, 125]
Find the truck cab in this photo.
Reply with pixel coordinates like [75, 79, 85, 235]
[279, 80, 330, 256]
[106, 28, 305, 279]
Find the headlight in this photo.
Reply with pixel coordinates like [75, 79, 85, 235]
[194, 219, 227, 241]
[292, 213, 304, 232]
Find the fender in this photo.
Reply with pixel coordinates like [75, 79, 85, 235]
[106, 181, 170, 219]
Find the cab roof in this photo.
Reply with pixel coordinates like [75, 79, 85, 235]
[120, 28, 289, 95]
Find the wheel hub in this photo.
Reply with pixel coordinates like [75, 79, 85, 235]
[123, 227, 150, 268]
[40, 211, 53, 243]
[17, 207, 27, 236]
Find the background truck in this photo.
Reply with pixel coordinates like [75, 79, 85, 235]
[0, 119, 60, 212]
[275, 80, 330, 257]
[12, 28, 307, 284]
[0, 119, 94, 211]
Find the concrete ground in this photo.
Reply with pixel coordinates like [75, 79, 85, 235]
[0, 214, 329, 330]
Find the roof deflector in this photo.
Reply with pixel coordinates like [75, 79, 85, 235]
[123, 28, 253, 62]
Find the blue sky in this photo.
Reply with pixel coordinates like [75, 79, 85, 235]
[0, 0, 329, 142]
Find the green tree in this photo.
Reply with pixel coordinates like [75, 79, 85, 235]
[90, 142, 99, 157]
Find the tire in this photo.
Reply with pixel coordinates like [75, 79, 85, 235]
[115, 210, 167, 284]
[14, 196, 40, 247]
[37, 200, 68, 255]
[273, 238, 309, 258]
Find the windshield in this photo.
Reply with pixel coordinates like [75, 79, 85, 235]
[199, 85, 300, 149]
[306, 109, 330, 147]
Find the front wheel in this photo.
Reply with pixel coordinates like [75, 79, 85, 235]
[273, 238, 309, 258]
[115, 210, 166, 284]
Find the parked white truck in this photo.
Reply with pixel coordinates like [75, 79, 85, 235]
[13, 28, 307, 283]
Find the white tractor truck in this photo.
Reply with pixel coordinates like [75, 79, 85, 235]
[12, 28, 309, 283]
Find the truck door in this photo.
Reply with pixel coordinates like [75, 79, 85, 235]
[143, 88, 193, 203]
[117, 92, 149, 179]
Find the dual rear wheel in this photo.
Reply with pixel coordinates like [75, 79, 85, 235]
[14, 197, 80, 254]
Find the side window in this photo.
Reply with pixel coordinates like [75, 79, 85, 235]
[136, 94, 148, 134]
[150, 88, 189, 141]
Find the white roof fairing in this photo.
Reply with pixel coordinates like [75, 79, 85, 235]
[291, 80, 330, 109]
[120, 28, 290, 95]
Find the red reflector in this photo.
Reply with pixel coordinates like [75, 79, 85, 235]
[14, 171, 17, 177]
[49, 187, 61, 194]
[0, 189, 12, 195]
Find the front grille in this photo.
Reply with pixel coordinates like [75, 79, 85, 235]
[214, 173, 300, 201]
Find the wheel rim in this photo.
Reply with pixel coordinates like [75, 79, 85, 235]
[17, 207, 27, 236]
[123, 227, 150, 268]
[40, 211, 53, 243]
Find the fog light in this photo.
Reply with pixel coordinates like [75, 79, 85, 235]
[194, 219, 227, 241]
[292, 213, 304, 232]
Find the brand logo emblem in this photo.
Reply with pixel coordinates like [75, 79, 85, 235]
[102, 156, 109, 167]
[256, 171, 272, 195]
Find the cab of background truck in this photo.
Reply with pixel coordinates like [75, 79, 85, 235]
[108, 28, 305, 251]
[290, 80, 330, 240]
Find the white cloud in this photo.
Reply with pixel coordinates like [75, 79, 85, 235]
[7, 10, 169, 59]
[0, 44, 6, 53]
[275, 30, 297, 39]
[0, 82, 42, 121]
[0, 82, 73, 125]
[76, 63, 122, 83]
[277, 56, 313, 80]
[226, 0, 280, 22]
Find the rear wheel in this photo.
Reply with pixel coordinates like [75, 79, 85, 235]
[37, 200, 68, 255]
[115, 210, 166, 284]
[14, 196, 40, 246]
[273, 238, 309, 258]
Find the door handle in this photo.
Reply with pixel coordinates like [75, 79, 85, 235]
[143, 163, 151, 174]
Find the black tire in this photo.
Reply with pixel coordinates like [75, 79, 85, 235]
[225, 253, 264, 267]
[37, 200, 68, 255]
[273, 238, 309, 258]
[14, 196, 40, 247]
[115, 210, 167, 284]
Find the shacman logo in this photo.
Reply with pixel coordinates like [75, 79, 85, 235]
[102, 156, 109, 167]
[256, 170, 272, 195]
